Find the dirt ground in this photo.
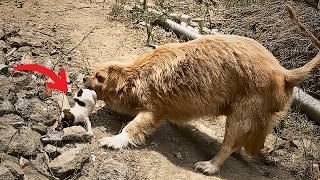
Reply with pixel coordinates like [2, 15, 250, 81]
[0, 0, 319, 179]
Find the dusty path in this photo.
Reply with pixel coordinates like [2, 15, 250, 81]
[0, 0, 297, 179]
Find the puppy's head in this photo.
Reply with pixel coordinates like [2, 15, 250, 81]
[74, 88, 97, 109]
[55, 109, 75, 131]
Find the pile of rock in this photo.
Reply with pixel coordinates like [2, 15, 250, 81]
[0, 25, 92, 179]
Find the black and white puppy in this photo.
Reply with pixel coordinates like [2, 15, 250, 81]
[56, 89, 97, 136]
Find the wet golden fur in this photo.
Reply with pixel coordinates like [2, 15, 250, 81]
[85, 34, 320, 174]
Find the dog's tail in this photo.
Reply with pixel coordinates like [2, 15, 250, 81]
[284, 0, 320, 86]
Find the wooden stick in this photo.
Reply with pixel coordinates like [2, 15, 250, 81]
[284, 0, 320, 48]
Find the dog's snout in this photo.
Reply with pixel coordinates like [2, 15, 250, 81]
[83, 77, 87, 82]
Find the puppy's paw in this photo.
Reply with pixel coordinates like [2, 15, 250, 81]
[194, 161, 219, 175]
[98, 131, 134, 149]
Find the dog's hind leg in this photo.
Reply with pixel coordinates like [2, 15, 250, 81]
[194, 113, 247, 175]
[98, 111, 162, 149]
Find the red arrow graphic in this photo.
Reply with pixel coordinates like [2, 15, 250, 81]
[13, 64, 68, 93]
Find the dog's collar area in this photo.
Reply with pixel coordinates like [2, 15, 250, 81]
[74, 98, 86, 107]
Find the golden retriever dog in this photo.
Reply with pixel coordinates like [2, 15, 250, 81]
[83, 32, 320, 174]
[83, 3, 319, 174]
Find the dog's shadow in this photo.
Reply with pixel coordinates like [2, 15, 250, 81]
[89, 106, 288, 179]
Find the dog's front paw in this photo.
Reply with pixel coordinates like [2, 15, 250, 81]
[194, 161, 219, 175]
[98, 131, 134, 149]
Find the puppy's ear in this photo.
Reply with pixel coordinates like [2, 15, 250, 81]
[61, 109, 75, 128]
[77, 89, 83, 97]
[74, 98, 86, 107]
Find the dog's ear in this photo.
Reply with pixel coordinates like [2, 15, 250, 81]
[95, 72, 105, 83]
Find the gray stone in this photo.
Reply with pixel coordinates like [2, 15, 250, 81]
[17, 46, 32, 54]
[20, 53, 34, 64]
[44, 144, 64, 158]
[15, 97, 33, 118]
[7, 37, 29, 47]
[31, 123, 48, 135]
[29, 99, 59, 126]
[0, 51, 6, 64]
[0, 100, 16, 115]
[30, 152, 50, 176]
[0, 165, 15, 179]
[62, 126, 91, 141]
[0, 152, 19, 163]
[2, 160, 24, 180]
[0, 64, 9, 75]
[41, 131, 64, 144]
[23, 166, 50, 180]
[174, 152, 183, 160]
[0, 126, 42, 157]
[0, 29, 4, 39]
[0, 114, 24, 127]
[49, 49, 58, 55]
[0, 40, 7, 51]
[48, 145, 90, 178]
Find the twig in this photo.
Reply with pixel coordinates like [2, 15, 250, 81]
[65, 26, 97, 56]
[284, 0, 320, 48]
[52, 26, 96, 70]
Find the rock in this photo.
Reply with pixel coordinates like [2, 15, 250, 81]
[41, 131, 64, 144]
[54, 93, 70, 110]
[23, 166, 50, 180]
[7, 51, 23, 62]
[0, 126, 42, 157]
[211, 28, 220, 35]
[31, 123, 48, 135]
[0, 114, 24, 127]
[20, 53, 34, 64]
[265, 134, 285, 150]
[0, 165, 15, 179]
[2, 160, 24, 180]
[62, 126, 91, 141]
[289, 139, 301, 149]
[273, 149, 287, 156]
[15, 97, 33, 118]
[0, 100, 16, 115]
[30, 152, 50, 176]
[0, 51, 6, 64]
[17, 46, 32, 54]
[174, 152, 183, 160]
[48, 145, 90, 178]
[0, 29, 4, 39]
[0, 40, 7, 52]
[0, 152, 19, 163]
[0, 64, 9, 75]
[180, 14, 191, 26]
[44, 144, 64, 158]
[15, 75, 32, 88]
[190, 21, 199, 28]
[38, 87, 52, 100]
[49, 49, 58, 55]
[41, 126, 91, 144]
[311, 164, 319, 179]
[19, 156, 29, 169]
[28, 98, 59, 126]
[7, 37, 29, 47]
